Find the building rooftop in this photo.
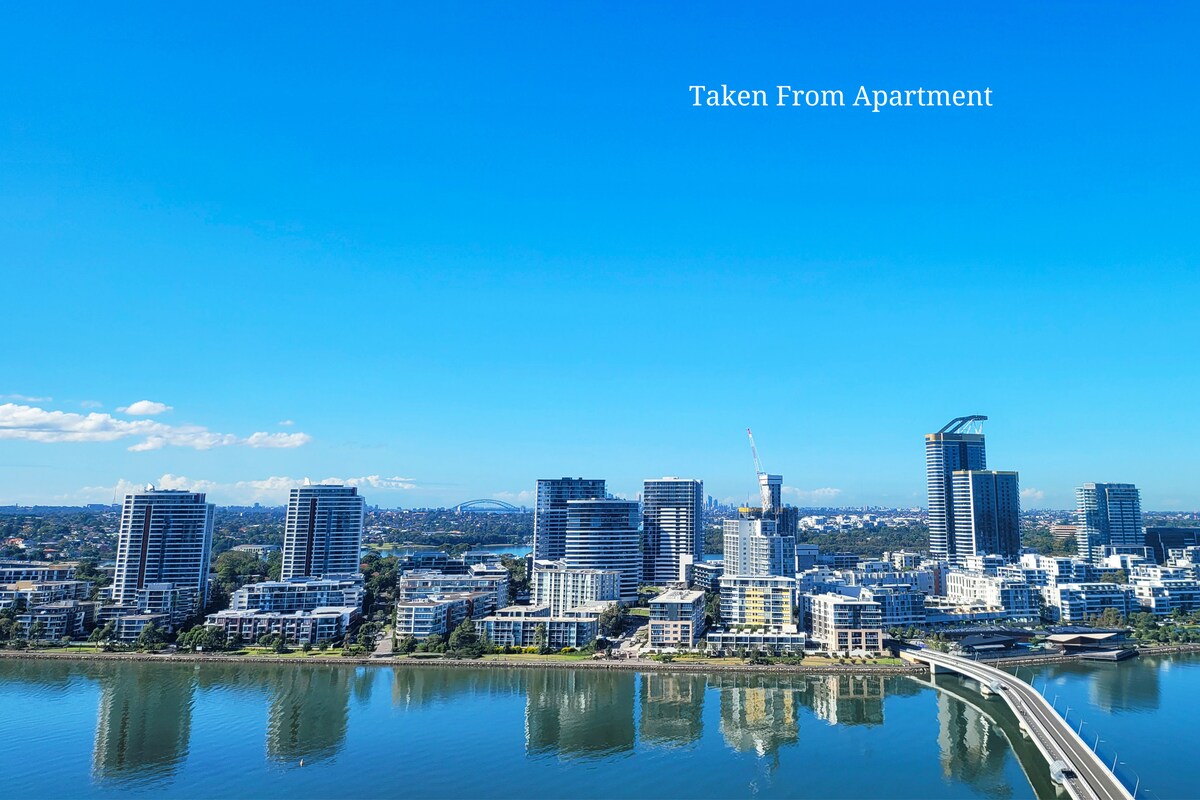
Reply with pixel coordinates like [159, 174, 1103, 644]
[651, 589, 705, 605]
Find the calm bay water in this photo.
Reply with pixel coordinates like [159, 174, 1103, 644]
[0, 654, 1195, 799]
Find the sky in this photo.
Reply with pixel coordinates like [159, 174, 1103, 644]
[2, 3, 1198, 510]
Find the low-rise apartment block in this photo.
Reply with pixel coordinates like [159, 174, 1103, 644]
[476, 605, 599, 649]
[805, 593, 884, 655]
[648, 589, 706, 649]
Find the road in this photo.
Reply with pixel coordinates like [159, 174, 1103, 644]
[906, 649, 1134, 800]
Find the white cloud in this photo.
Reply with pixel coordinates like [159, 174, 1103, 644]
[243, 432, 313, 449]
[117, 400, 173, 416]
[277, 419, 295, 427]
[493, 490, 535, 503]
[1020, 487, 1046, 503]
[79, 400, 103, 409]
[783, 486, 843, 503]
[2, 394, 53, 403]
[0, 402, 312, 452]
[77, 473, 419, 505]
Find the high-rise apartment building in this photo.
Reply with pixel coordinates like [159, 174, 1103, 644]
[112, 489, 214, 614]
[642, 478, 704, 585]
[723, 518, 796, 578]
[281, 484, 365, 580]
[925, 415, 988, 560]
[1075, 483, 1143, 563]
[533, 478, 606, 561]
[952, 470, 1021, 558]
[564, 499, 641, 603]
[758, 474, 783, 514]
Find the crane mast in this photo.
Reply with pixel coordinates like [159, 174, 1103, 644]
[746, 428, 773, 512]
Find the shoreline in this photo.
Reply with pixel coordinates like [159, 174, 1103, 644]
[4, 642, 1198, 674]
[0, 648, 926, 675]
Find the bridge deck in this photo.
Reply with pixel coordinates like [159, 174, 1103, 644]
[903, 649, 1134, 800]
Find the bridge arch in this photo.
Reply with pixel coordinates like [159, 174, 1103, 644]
[453, 498, 523, 512]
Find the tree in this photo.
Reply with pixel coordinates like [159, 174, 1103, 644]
[704, 591, 721, 627]
[597, 603, 628, 637]
[533, 623, 548, 654]
[448, 618, 486, 658]
[93, 621, 118, 651]
[396, 635, 417, 654]
[135, 622, 166, 651]
[1099, 570, 1128, 585]
[499, 555, 529, 597]
[177, 624, 227, 652]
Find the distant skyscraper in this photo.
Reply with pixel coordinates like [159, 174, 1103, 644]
[951, 470, 1021, 559]
[564, 498, 641, 603]
[112, 489, 214, 612]
[281, 484, 365, 580]
[533, 478, 606, 561]
[723, 518, 796, 577]
[925, 416, 988, 560]
[642, 477, 704, 585]
[1075, 483, 1143, 562]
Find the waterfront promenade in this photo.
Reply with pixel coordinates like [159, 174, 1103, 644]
[903, 649, 1135, 800]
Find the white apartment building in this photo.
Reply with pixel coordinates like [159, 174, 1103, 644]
[1043, 583, 1136, 623]
[805, 594, 884, 655]
[476, 605, 599, 650]
[945, 571, 1039, 618]
[531, 560, 620, 616]
[722, 518, 795, 578]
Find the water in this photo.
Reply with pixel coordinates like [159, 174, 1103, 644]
[0, 655, 1194, 798]
[1014, 653, 1200, 800]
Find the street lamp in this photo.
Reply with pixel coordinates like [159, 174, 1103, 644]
[1119, 761, 1140, 797]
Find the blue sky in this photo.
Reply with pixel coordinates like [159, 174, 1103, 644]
[2, 3, 1197, 510]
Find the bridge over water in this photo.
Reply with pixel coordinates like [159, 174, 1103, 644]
[902, 649, 1135, 800]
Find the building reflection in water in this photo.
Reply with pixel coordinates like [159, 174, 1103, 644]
[524, 670, 636, 758]
[265, 666, 352, 764]
[808, 674, 886, 727]
[92, 664, 195, 783]
[935, 684, 1009, 789]
[390, 665, 524, 708]
[639, 673, 705, 747]
[711, 674, 803, 758]
[1089, 660, 1160, 712]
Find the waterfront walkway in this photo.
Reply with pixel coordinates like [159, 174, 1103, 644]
[902, 649, 1134, 800]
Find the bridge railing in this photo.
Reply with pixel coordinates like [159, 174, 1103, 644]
[1001, 662, 1145, 800]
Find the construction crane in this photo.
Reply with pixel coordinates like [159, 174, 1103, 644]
[746, 428, 773, 512]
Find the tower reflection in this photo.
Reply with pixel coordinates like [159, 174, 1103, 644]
[639, 672, 705, 746]
[524, 669, 636, 758]
[92, 663, 195, 783]
[265, 666, 352, 764]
